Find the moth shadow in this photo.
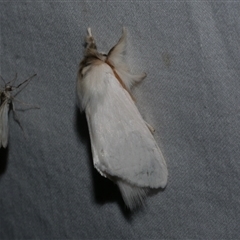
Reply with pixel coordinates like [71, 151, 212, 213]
[74, 106, 90, 142]
[0, 147, 9, 175]
[74, 106, 133, 218]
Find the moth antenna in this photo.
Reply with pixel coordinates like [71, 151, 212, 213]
[14, 74, 37, 97]
[87, 27, 92, 37]
[16, 74, 37, 88]
[85, 27, 97, 54]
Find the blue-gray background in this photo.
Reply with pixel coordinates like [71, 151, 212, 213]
[0, 1, 240, 239]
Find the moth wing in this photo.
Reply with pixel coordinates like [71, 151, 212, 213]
[85, 66, 167, 189]
[107, 27, 146, 90]
[0, 101, 10, 148]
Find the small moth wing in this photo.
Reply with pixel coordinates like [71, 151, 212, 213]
[84, 64, 168, 189]
[0, 101, 10, 148]
[107, 28, 146, 90]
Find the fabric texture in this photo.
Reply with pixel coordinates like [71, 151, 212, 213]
[0, 1, 239, 239]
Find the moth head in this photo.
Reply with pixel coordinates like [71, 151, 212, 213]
[5, 85, 13, 92]
[100, 53, 107, 61]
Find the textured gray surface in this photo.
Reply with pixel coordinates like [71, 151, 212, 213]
[0, 1, 240, 239]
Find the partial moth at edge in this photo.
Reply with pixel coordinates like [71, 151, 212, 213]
[0, 74, 37, 148]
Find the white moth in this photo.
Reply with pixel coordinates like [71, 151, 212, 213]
[77, 28, 168, 210]
[0, 74, 37, 148]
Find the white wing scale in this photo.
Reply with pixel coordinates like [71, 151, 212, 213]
[81, 64, 167, 208]
[78, 28, 168, 209]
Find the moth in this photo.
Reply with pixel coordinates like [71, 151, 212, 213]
[77, 28, 168, 210]
[0, 74, 37, 148]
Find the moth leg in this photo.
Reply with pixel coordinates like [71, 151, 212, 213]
[12, 98, 40, 110]
[145, 121, 155, 134]
[11, 101, 26, 138]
